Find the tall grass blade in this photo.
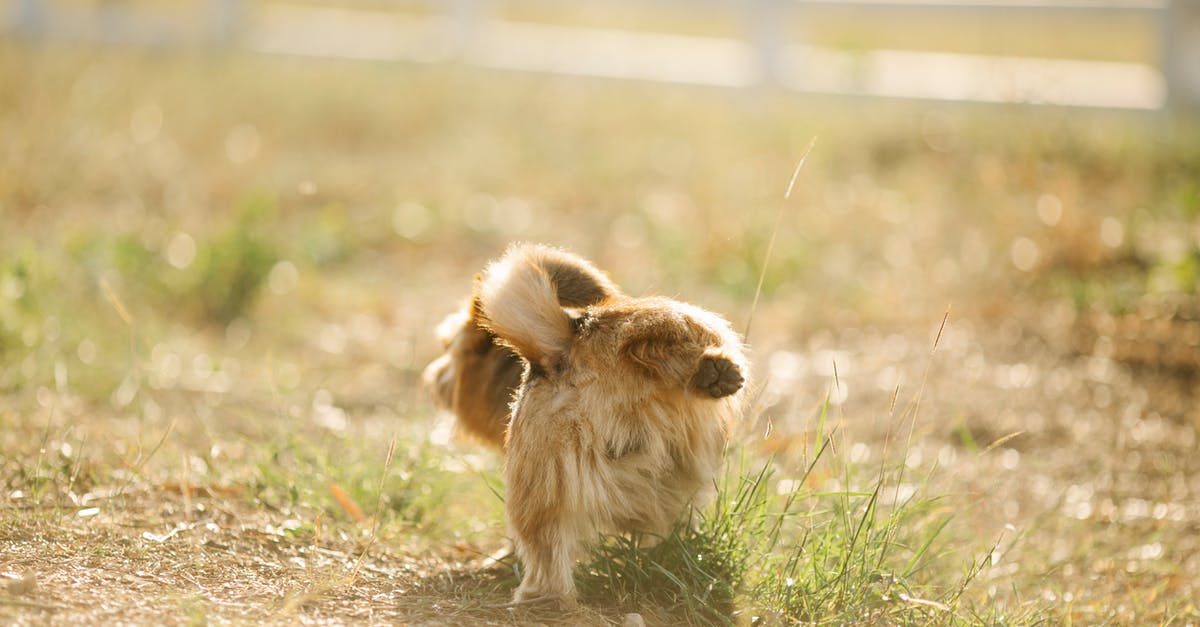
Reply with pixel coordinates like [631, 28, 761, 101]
[745, 137, 817, 340]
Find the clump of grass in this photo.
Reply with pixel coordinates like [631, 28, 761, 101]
[107, 194, 277, 326]
[575, 429, 1016, 625]
[0, 249, 38, 358]
[754, 466, 987, 624]
[187, 194, 278, 324]
[577, 461, 774, 623]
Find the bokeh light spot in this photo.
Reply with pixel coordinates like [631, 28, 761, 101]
[1036, 193, 1062, 226]
[225, 124, 262, 164]
[1010, 237, 1040, 272]
[165, 232, 196, 269]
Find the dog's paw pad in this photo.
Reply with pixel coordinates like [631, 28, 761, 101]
[693, 355, 744, 398]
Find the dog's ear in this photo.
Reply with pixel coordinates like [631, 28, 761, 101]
[479, 245, 576, 373]
[434, 309, 470, 348]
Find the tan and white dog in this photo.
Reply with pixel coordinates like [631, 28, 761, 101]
[424, 243, 748, 606]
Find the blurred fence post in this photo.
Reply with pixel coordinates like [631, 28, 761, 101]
[1162, 0, 1200, 110]
[14, 0, 45, 36]
[748, 0, 785, 85]
[449, 0, 485, 59]
[211, 0, 242, 44]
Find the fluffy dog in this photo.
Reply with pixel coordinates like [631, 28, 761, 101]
[421, 248, 621, 448]
[476, 243, 749, 605]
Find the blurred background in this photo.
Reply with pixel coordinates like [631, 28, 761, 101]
[2, 0, 1199, 623]
[5, 0, 1198, 107]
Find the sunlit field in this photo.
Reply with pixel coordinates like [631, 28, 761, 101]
[2, 40, 1199, 624]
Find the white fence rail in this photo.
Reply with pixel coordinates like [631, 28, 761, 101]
[5, 0, 1199, 110]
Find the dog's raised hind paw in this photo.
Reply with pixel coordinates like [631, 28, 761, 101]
[692, 354, 744, 398]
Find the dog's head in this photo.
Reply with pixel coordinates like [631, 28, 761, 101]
[421, 295, 523, 448]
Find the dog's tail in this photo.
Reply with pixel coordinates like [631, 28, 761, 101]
[478, 243, 616, 371]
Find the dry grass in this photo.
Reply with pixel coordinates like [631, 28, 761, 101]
[2, 39, 1199, 624]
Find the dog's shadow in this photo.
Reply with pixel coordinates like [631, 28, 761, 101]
[405, 554, 606, 625]
[406, 536, 736, 625]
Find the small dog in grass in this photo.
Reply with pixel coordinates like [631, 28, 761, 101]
[425, 243, 748, 606]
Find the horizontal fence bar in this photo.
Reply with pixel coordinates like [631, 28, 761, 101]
[4, 0, 1194, 111]
[791, 0, 1165, 11]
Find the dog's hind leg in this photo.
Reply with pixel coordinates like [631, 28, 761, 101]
[505, 431, 583, 606]
[622, 324, 746, 399]
[690, 349, 745, 398]
[510, 526, 578, 608]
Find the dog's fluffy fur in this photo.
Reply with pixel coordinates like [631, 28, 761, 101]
[475, 243, 749, 605]
[422, 247, 620, 449]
